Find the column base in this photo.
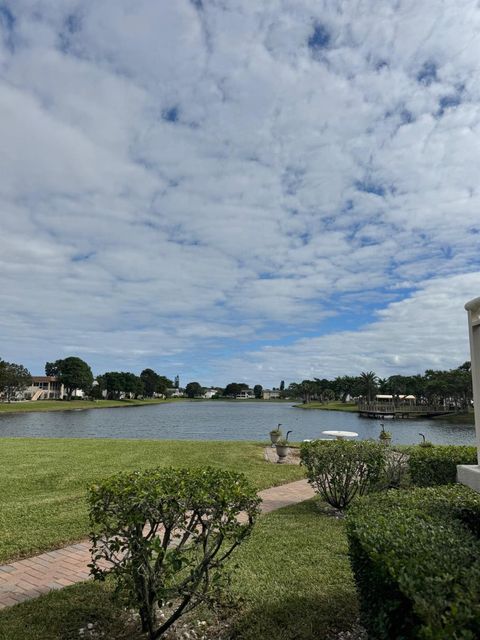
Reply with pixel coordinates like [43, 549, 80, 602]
[457, 465, 480, 493]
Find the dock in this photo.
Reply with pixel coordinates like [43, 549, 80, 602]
[357, 402, 457, 419]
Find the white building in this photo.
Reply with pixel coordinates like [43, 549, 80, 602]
[237, 389, 255, 399]
[203, 388, 218, 399]
[24, 376, 84, 400]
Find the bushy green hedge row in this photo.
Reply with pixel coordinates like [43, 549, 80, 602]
[347, 485, 480, 639]
[407, 445, 477, 486]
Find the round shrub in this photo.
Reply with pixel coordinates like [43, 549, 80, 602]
[300, 440, 386, 509]
[88, 466, 260, 639]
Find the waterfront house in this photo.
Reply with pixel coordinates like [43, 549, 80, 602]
[25, 376, 64, 400]
[24, 377, 85, 400]
[263, 389, 281, 400]
[237, 388, 255, 399]
[203, 388, 218, 399]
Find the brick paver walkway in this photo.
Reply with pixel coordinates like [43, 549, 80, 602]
[0, 479, 314, 609]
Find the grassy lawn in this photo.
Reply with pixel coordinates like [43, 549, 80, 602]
[0, 398, 174, 414]
[0, 499, 358, 640]
[293, 401, 358, 412]
[0, 438, 304, 563]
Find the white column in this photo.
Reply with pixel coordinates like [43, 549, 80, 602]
[457, 297, 480, 491]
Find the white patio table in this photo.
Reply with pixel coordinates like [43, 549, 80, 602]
[321, 430, 358, 441]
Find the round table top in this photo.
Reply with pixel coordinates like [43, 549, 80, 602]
[321, 430, 359, 438]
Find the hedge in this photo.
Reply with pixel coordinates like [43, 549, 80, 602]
[347, 485, 480, 639]
[408, 445, 477, 486]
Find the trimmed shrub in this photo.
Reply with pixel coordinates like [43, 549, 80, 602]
[347, 485, 480, 639]
[408, 445, 477, 486]
[300, 440, 386, 509]
[88, 466, 260, 639]
[375, 450, 410, 491]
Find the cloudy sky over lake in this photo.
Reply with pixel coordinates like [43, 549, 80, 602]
[1, 0, 479, 385]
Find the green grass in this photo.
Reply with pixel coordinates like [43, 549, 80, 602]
[293, 401, 358, 412]
[0, 398, 173, 414]
[227, 499, 358, 638]
[0, 438, 304, 563]
[432, 411, 475, 424]
[0, 499, 358, 640]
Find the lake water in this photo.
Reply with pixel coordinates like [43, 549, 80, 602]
[0, 401, 475, 445]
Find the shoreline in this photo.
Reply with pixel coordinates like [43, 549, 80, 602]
[0, 397, 291, 416]
[293, 401, 358, 412]
[0, 398, 177, 415]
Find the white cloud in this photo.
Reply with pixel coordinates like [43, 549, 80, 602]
[213, 272, 478, 385]
[0, 0, 479, 383]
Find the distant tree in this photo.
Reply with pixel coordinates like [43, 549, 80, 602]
[140, 369, 156, 397]
[286, 382, 301, 399]
[140, 369, 159, 398]
[45, 357, 93, 399]
[103, 372, 125, 400]
[185, 381, 204, 398]
[140, 369, 173, 397]
[322, 388, 335, 403]
[223, 382, 248, 398]
[253, 384, 263, 399]
[157, 375, 173, 395]
[90, 376, 105, 400]
[386, 375, 408, 398]
[299, 380, 316, 404]
[359, 371, 378, 402]
[45, 361, 60, 376]
[0, 360, 32, 402]
[123, 372, 144, 398]
[280, 380, 285, 391]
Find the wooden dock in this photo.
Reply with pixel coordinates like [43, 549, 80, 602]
[357, 403, 457, 419]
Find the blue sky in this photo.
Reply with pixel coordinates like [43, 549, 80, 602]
[0, 0, 479, 386]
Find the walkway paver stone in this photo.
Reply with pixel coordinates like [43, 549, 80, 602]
[0, 479, 314, 609]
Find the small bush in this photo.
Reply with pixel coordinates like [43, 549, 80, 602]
[88, 466, 260, 639]
[300, 440, 385, 509]
[375, 450, 410, 491]
[408, 444, 477, 486]
[347, 485, 480, 639]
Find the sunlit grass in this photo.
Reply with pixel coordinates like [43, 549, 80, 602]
[0, 438, 304, 562]
[0, 499, 358, 640]
[0, 398, 172, 413]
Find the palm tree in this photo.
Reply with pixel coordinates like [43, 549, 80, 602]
[359, 371, 378, 402]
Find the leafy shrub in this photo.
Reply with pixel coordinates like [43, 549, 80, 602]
[408, 445, 477, 486]
[375, 450, 410, 491]
[347, 485, 480, 639]
[300, 440, 386, 509]
[88, 466, 260, 639]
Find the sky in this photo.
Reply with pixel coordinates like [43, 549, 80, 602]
[0, 0, 479, 387]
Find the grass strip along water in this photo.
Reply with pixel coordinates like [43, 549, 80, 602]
[0, 438, 304, 563]
[0, 398, 174, 414]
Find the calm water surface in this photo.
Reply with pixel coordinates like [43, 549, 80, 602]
[0, 402, 475, 445]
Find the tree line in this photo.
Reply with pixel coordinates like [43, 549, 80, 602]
[287, 362, 473, 409]
[0, 355, 474, 409]
[0, 356, 174, 402]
